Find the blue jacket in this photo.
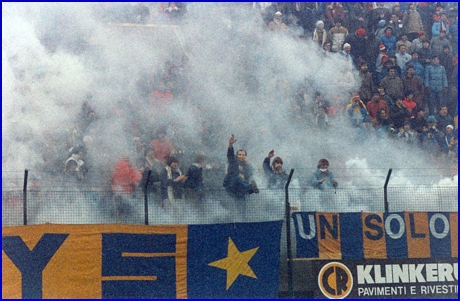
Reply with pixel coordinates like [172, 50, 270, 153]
[401, 60, 425, 81]
[311, 169, 337, 190]
[425, 64, 448, 91]
[380, 34, 397, 55]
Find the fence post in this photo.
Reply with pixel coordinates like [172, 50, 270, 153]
[23, 169, 28, 225]
[383, 168, 392, 213]
[144, 170, 152, 225]
[284, 169, 295, 297]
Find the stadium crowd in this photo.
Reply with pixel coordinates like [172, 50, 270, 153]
[14, 3, 458, 203]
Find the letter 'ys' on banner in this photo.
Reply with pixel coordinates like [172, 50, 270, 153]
[2, 221, 283, 299]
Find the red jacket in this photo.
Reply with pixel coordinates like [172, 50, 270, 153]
[111, 160, 142, 194]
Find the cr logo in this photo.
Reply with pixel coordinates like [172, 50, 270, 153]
[318, 262, 353, 299]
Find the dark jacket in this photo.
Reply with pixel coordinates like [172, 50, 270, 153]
[223, 146, 253, 188]
[263, 157, 289, 189]
[160, 166, 184, 200]
[184, 164, 203, 191]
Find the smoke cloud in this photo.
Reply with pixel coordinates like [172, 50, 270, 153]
[2, 3, 457, 224]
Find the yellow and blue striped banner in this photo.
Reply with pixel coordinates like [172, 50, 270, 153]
[2, 221, 283, 299]
[292, 212, 458, 259]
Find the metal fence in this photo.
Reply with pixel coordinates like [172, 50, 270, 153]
[2, 169, 457, 226]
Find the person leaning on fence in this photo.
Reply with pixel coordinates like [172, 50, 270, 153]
[223, 134, 259, 199]
[262, 150, 289, 189]
[311, 159, 338, 190]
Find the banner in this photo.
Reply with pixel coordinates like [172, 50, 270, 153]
[313, 258, 458, 299]
[2, 221, 283, 299]
[292, 212, 458, 259]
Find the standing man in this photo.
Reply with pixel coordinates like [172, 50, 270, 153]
[425, 55, 448, 115]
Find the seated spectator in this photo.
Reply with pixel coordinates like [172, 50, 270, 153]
[184, 153, 206, 203]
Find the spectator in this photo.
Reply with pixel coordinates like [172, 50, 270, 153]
[402, 90, 419, 117]
[390, 97, 411, 129]
[432, 12, 451, 38]
[312, 20, 330, 48]
[389, 14, 404, 38]
[439, 45, 455, 81]
[409, 106, 428, 134]
[346, 2, 367, 33]
[436, 105, 455, 134]
[377, 85, 393, 107]
[184, 153, 206, 203]
[440, 124, 455, 154]
[420, 115, 444, 155]
[344, 28, 368, 66]
[339, 43, 354, 68]
[322, 41, 333, 57]
[380, 26, 397, 56]
[375, 43, 388, 81]
[431, 30, 452, 56]
[419, 40, 433, 67]
[222, 134, 259, 221]
[411, 30, 427, 53]
[371, 3, 391, 32]
[367, 90, 390, 125]
[391, 3, 404, 20]
[395, 44, 412, 69]
[111, 155, 142, 213]
[358, 61, 374, 104]
[402, 52, 425, 80]
[262, 150, 289, 189]
[267, 11, 288, 32]
[396, 33, 412, 53]
[374, 108, 395, 137]
[402, 64, 425, 107]
[326, 2, 346, 29]
[450, 15, 458, 55]
[402, 2, 424, 41]
[160, 156, 187, 210]
[346, 94, 369, 128]
[311, 158, 338, 190]
[149, 126, 176, 166]
[380, 67, 404, 103]
[315, 105, 330, 131]
[329, 20, 348, 52]
[425, 55, 448, 115]
[64, 147, 87, 183]
[398, 121, 417, 144]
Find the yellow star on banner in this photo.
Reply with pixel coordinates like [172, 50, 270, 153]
[208, 237, 259, 290]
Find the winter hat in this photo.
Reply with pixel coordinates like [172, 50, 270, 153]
[352, 95, 361, 101]
[427, 116, 437, 123]
[418, 30, 425, 36]
[316, 20, 324, 26]
[343, 43, 351, 49]
[355, 28, 366, 37]
[379, 44, 386, 51]
[447, 125, 454, 130]
[378, 20, 386, 27]
[275, 11, 282, 16]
